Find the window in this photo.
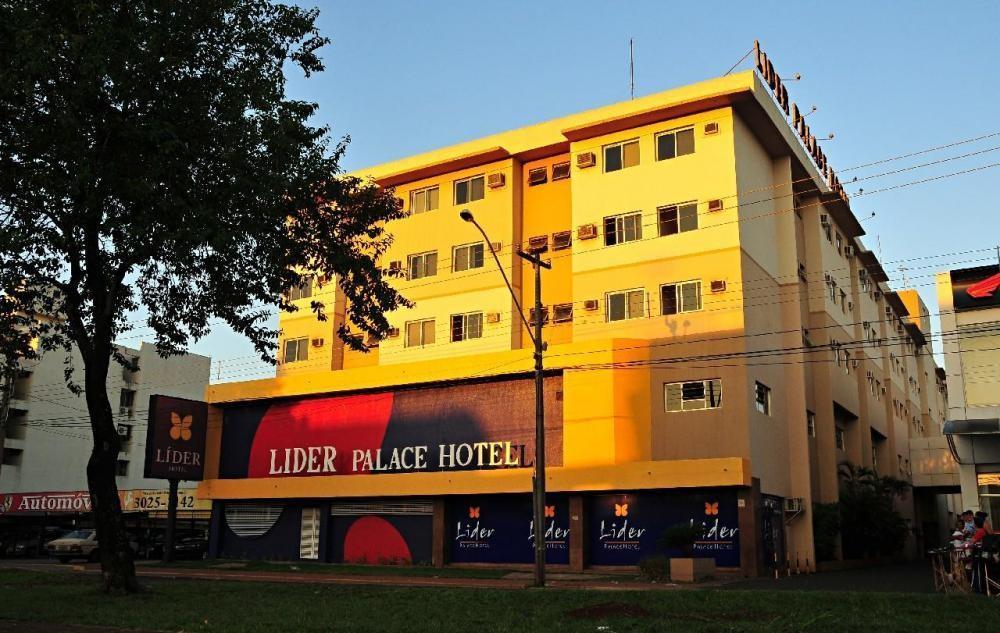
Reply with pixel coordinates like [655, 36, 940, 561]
[606, 289, 645, 322]
[116, 460, 129, 477]
[754, 381, 771, 416]
[410, 186, 439, 214]
[282, 337, 309, 363]
[655, 127, 695, 161]
[657, 202, 698, 236]
[454, 175, 485, 204]
[603, 139, 639, 172]
[807, 411, 816, 437]
[835, 427, 846, 450]
[450, 312, 483, 342]
[552, 231, 572, 250]
[552, 303, 573, 323]
[528, 167, 547, 186]
[119, 389, 136, 416]
[664, 379, 722, 412]
[660, 281, 702, 315]
[2, 448, 23, 467]
[407, 251, 438, 280]
[405, 319, 436, 347]
[452, 243, 484, 272]
[604, 211, 643, 246]
[287, 277, 313, 301]
[529, 306, 549, 326]
[552, 162, 571, 180]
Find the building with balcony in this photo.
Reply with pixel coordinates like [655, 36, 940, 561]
[198, 56, 949, 574]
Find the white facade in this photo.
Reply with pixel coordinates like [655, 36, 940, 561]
[1, 342, 210, 495]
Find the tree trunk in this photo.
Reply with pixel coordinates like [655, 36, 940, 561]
[83, 357, 139, 593]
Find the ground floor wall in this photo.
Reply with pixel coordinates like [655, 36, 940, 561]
[209, 486, 763, 574]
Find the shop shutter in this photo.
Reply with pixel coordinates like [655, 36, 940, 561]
[299, 507, 320, 560]
[329, 501, 434, 516]
[224, 504, 283, 538]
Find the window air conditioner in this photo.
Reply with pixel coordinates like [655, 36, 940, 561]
[844, 245, 855, 257]
[819, 213, 829, 226]
[551, 231, 572, 250]
[576, 152, 596, 169]
[577, 224, 598, 240]
[710, 280, 727, 293]
[311, 338, 324, 347]
[527, 235, 549, 253]
[707, 199, 724, 212]
[783, 497, 804, 513]
[486, 312, 501, 324]
[583, 299, 599, 311]
[487, 172, 505, 189]
[387, 327, 400, 338]
[703, 122, 720, 135]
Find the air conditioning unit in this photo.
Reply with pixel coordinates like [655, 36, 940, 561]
[388, 260, 402, 272]
[552, 231, 572, 250]
[824, 273, 832, 283]
[703, 121, 720, 135]
[576, 152, 596, 169]
[311, 338, 324, 347]
[844, 245, 855, 257]
[577, 223, 598, 240]
[387, 327, 400, 338]
[527, 235, 549, 253]
[819, 213, 830, 226]
[707, 199, 724, 212]
[365, 333, 380, 347]
[710, 280, 727, 293]
[867, 370, 874, 379]
[117, 425, 131, 438]
[852, 359, 860, 369]
[490, 241, 502, 253]
[863, 321, 870, 330]
[783, 497, 805, 513]
[798, 262, 808, 281]
[848, 301, 854, 312]
[487, 172, 505, 189]
[885, 306, 893, 316]
[583, 299, 599, 311]
[486, 312, 501, 324]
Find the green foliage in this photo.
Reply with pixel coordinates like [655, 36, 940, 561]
[837, 462, 911, 559]
[0, 1, 405, 591]
[812, 502, 841, 562]
[659, 522, 702, 557]
[637, 555, 671, 581]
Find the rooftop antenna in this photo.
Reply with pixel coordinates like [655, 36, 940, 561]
[629, 38, 635, 99]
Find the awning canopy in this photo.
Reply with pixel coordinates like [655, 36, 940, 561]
[943, 419, 1000, 435]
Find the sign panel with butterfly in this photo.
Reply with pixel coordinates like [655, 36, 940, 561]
[144, 394, 208, 480]
[447, 494, 570, 564]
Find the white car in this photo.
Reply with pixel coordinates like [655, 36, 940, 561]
[46, 529, 99, 563]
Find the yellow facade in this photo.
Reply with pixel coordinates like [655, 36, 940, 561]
[202, 69, 950, 570]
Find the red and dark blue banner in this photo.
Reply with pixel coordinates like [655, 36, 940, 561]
[588, 490, 740, 567]
[447, 495, 570, 564]
[218, 376, 563, 479]
[329, 514, 432, 565]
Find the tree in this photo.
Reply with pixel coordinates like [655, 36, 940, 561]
[837, 462, 911, 559]
[0, 1, 406, 592]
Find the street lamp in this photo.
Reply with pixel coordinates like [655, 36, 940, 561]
[461, 209, 550, 587]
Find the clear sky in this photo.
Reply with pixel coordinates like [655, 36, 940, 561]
[178, 0, 1000, 380]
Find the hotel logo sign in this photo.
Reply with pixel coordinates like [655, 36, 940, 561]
[951, 265, 1000, 313]
[144, 395, 207, 481]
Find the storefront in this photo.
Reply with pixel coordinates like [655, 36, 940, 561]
[201, 373, 757, 573]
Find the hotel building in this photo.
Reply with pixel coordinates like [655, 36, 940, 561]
[199, 57, 951, 574]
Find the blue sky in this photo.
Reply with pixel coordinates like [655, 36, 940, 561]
[182, 0, 1000, 379]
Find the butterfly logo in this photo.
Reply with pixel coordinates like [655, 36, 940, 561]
[169, 412, 193, 441]
[544, 505, 555, 518]
[704, 501, 719, 516]
[614, 503, 629, 517]
[468, 506, 480, 519]
[0, 495, 12, 515]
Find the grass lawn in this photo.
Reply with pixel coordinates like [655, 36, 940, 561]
[2, 568, 998, 633]
[144, 558, 515, 579]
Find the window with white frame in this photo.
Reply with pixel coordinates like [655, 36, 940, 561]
[606, 289, 645, 322]
[283, 337, 309, 363]
[660, 281, 702, 315]
[657, 202, 698, 236]
[655, 127, 695, 161]
[664, 379, 722, 412]
[452, 242, 485, 272]
[603, 139, 639, 172]
[454, 175, 485, 204]
[286, 277, 313, 301]
[604, 211, 643, 246]
[450, 312, 483, 342]
[407, 251, 438, 280]
[405, 319, 435, 347]
[410, 185, 439, 214]
[754, 381, 771, 416]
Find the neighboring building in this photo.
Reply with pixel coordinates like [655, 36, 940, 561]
[198, 56, 949, 574]
[936, 264, 1000, 521]
[0, 342, 211, 540]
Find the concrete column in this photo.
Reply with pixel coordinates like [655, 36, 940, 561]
[569, 495, 585, 571]
[432, 499, 446, 567]
[738, 479, 761, 577]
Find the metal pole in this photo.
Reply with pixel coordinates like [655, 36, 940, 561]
[163, 479, 178, 563]
[531, 255, 546, 588]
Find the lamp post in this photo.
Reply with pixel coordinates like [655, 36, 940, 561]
[460, 209, 550, 587]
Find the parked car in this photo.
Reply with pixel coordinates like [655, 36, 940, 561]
[46, 529, 99, 563]
[141, 530, 208, 560]
[1, 527, 64, 558]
